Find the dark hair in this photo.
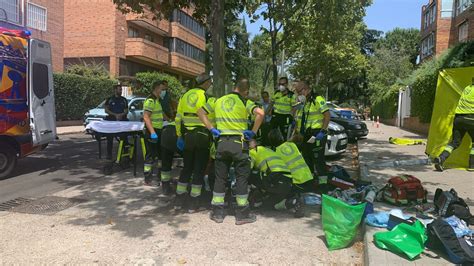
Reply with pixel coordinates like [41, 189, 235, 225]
[268, 129, 284, 147]
[236, 78, 250, 91]
[261, 91, 269, 97]
[152, 80, 164, 89]
[279, 77, 288, 83]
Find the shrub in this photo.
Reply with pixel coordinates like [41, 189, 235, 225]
[54, 73, 117, 121]
[371, 86, 398, 120]
[134, 72, 186, 99]
[64, 61, 109, 79]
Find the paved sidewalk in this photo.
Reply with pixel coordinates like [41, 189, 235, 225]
[0, 169, 363, 264]
[57, 125, 85, 135]
[359, 123, 473, 265]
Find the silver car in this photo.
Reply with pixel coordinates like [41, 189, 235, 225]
[83, 96, 146, 125]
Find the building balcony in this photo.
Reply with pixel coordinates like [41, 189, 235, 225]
[126, 11, 170, 36]
[170, 52, 205, 76]
[125, 38, 169, 65]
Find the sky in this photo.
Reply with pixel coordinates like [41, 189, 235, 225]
[244, 0, 427, 39]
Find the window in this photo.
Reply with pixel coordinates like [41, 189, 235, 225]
[423, 4, 437, 29]
[32, 63, 49, 99]
[170, 38, 204, 63]
[440, 0, 453, 18]
[421, 33, 435, 58]
[128, 27, 139, 38]
[130, 99, 144, 110]
[455, 0, 472, 16]
[144, 33, 154, 42]
[170, 9, 206, 38]
[27, 2, 47, 31]
[0, 0, 21, 25]
[458, 22, 469, 42]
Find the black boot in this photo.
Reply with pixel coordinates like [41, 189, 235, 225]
[161, 181, 173, 196]
[188, 197, 206, 214]
[285, 195, 305, 218]
[174, 194, 187, 210]
[434, 151, 450, 172]
[210, 205, 225, 223]
[235, 205, 257, 225]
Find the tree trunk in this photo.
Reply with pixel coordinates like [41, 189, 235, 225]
[211, 0, 226, 97]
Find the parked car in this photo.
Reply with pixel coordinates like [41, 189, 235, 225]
[325, 121, 348, 156]
[83, 96, 146, 125]
[329, 109, 368, 140]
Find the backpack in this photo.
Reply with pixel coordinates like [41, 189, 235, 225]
[434, 188, 474, 225]
[380, 175, 427, 205]
[427, 218, 474, 264]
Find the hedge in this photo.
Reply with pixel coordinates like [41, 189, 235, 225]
[134, 72, 186, 99]
[409, 41, 474, 123]
[371, 88, 398, 120]
[54, 73, 117, 121]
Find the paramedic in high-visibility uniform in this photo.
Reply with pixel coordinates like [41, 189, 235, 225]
[143, 80, 165, 185]
[197, 78, 265, 225]
[434, 78, 474, 171]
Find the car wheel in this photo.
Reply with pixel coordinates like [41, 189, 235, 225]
[0, 144, 17, 180]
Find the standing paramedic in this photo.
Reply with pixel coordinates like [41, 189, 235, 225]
[104, 84, 129, 160]
[295, 80, 331, 184]
[197, 78, 265, 225]
[271, 77, 297, 138]
[143, 81, 165, 186]
[174, 74, 213, 212]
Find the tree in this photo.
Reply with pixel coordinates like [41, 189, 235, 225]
[375, 28, 420, 65]
[286, 0, 371, 97]
[247, 0, 310, 88]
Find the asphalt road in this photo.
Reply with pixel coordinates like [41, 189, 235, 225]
[0, 133, 112, 203]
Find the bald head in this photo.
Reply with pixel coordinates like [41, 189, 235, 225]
[234, 78, 250, 97]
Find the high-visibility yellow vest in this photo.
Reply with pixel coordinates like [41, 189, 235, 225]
[204, 92, 256, 136]
[276, 142, 313, 184]
[455, 85, 474, 114]
[144, 95, 163, 129]
[175, 87, 208, 136]
[249, 146, 291, 177]
[297, 95, 329, 130]
[207, 97, 217, 126]
[272, 91, 296, 115]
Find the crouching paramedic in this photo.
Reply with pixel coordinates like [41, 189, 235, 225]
[174, 74, 213, 212]
[268, 129, 314, 196]
[248, 139, 305, 217]
[197, 78, 265, 225]
[143, 80, 165, 185]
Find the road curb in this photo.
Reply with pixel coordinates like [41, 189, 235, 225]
[57, 130, 85, 136]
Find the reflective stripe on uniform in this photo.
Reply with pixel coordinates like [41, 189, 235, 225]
[176, 182, 188, 194]
[286, 154, 305, 166]
[144, 164, 152, 173]
[236, 194, 249, 207]
[161, 171, 171, 182]
[445, 145, 454, 153]
[220, 129, 244, 135]
[212, 192, 225, 206]
[470, 148, 474, 155]
[190, 184, 202, 197]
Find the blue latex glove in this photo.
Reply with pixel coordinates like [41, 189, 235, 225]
[210, 128, 221, 138]
[314, 130, 326, 141]
[176, 137, 185, 151]
[149, 132, 158, 143]
[290, 120, 296, 128]
[243, 130, 256, 140]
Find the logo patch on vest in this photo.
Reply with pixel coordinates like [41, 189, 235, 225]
[280, 145, 295, 156]
[187, 92, 199, 107]
[222, 97, 236, 112]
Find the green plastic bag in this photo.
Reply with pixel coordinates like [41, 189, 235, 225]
[322, 195, 366, 250]
[374, 221, 427, 260]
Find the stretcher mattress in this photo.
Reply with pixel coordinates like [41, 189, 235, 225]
[86, 121, 144, 134]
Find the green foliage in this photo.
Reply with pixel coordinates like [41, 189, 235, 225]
[134, 72, 186, 99]
[65, 61, 109, 79]
[371, 87, 399, 119]
[54, 73, 117, 120]
[409, 41, 474, 123]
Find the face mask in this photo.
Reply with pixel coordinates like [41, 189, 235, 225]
[160, 90, 167, 99]
[278, 85, 286, 92]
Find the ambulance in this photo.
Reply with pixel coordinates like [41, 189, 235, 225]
[0, 27, 56, 178]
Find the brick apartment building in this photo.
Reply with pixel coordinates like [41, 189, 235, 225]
[63, 0, 206, 79]
[0, 0, 64, 72]
[420, 0, 473, 62]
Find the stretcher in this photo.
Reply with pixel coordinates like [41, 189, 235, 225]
[86, 121, 146, 176]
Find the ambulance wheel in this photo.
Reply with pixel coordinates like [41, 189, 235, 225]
[0, 144, 17, 180]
